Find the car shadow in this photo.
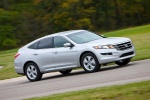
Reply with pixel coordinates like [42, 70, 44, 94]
[21, 62, 137, 83]
[41, 62, 137, 81]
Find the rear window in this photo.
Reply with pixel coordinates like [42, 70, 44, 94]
[28, 41, 39, 49]
[38, 38, 52, 49]
[28, 37, 52, 49]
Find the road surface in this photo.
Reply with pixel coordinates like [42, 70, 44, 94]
[0, 59, 150, 100]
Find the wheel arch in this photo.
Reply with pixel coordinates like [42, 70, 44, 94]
[79, 51, 97, 66]
[23, 61, 39, 74]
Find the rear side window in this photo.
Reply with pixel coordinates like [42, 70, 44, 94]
[28, 41, 39, 49]
[38, 37, 52, 49]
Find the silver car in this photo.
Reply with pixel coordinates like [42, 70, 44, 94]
[14, 30, 135, 81]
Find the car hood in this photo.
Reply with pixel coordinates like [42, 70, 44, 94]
[87, 37, 131, 45]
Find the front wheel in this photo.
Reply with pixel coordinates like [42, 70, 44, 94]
[115, 58, 131, 66]
[25, 62, 42, 82]
[59, 69, 72, 75]
[81, 53, 100, 73]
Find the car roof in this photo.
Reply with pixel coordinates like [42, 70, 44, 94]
[23, 30, 85, 48]
[47, 30, 85, 37]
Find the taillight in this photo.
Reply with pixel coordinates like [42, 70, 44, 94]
[15, 53, 20, 59]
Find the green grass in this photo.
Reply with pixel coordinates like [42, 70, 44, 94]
[0, 24, 150, 80]
[27, 80, 150, 100]
[0, 48, 21, 80]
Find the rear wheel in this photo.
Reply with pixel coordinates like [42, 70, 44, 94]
[59, 69, 72, 75]
[115, 58, 131, 66]
[81, 53, 100, 73]
[25, 62, 42, 82]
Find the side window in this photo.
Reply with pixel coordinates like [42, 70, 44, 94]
[38, 37, 52, 49]
[28, 41, 39, 49]
[54, 36, 69, 48]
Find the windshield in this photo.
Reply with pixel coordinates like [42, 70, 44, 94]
[67, 31, 103, 44]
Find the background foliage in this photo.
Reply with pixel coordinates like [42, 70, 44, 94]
[0, 0, 150, 50]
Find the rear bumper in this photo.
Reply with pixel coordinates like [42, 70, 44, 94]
[14, 66, 24, 75]
[14, 60, 24, 75]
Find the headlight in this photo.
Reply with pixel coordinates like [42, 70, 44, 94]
[93, 45, 114, 49]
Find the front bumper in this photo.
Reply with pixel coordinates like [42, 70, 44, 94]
[95, 47, 135, 64]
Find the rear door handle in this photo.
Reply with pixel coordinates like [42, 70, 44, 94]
[54, 51, 58, 54]
[33, 53, 38, 55]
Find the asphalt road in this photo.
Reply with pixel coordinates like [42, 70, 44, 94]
[0, 59, 150, 100]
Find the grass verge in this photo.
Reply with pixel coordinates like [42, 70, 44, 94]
[27, 80, 150, 100]
[0, 48, 21, 80]
[0, 24, 150, 80]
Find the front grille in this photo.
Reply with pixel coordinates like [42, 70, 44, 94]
[113, 41, 132, 50]
[120, 51, 134, 57]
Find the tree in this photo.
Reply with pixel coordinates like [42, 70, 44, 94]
[0, 9, 19, 49]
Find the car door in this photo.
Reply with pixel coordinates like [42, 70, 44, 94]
[31, 37, 55, 72]
[52, 36, 78, 68]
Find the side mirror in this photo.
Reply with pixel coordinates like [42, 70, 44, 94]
[64, 43, 73, 48]
[99, 34, 106, 38]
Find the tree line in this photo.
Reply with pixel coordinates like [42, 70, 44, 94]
[0, 0, 149, 50]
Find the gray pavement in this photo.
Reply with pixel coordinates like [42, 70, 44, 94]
[0, 59, 150, 100]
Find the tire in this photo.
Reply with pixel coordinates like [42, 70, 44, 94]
[115, 58, 131, 66]
[59, 69, 72, 75]
[81, 53, 100, 73]
[25, 62, 42, 82]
